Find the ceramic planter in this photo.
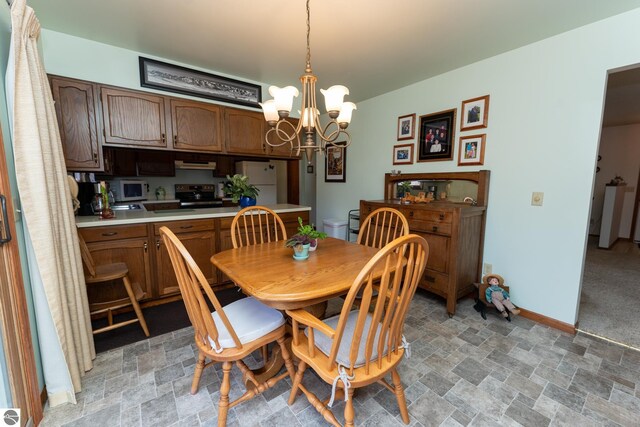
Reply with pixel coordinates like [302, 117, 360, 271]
[292, 243, 310, 260]
[240, 196, 256, 208]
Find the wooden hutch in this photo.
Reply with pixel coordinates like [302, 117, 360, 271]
[360, 170, 490, 316]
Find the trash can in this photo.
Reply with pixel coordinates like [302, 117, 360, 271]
[323, 218, 348, 240]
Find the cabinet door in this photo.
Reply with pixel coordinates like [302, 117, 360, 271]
[136, 150, 175, 176]
[224, 107, 266, 155]
[267, 117, 302, 159]
[101, 87, 169, 148]
[83, 237, 153, 303]
[171, 99, 223, 152]
[155, 230, 217, 296]
[50, 76, 103, 171]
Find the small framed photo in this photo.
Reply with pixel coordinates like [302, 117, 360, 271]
[325, 143, 347, 182]
[397, 114, 416, 140]
[458, 134, 486, 166]
[417, 109, 456, 162]
[393, 143, 414, 165]
[460, 95, 490, 131]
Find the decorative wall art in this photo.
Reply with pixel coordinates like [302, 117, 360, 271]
[417, 109, 456, 162]
[458, 134, 486, 166]
[325, 143, 347, 182]
[393, 143, 414, 165]
[139, 57, 262, 108]
[397, 113, 416, 140]
[460, 95, 490, 131]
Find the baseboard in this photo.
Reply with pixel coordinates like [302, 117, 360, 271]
[518, 308, 576, 334]
[40, 385, 47, 408]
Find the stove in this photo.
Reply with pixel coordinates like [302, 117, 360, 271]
[175, 184, 223, 209]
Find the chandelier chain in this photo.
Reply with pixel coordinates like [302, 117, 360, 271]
[306, 0, 311, 72]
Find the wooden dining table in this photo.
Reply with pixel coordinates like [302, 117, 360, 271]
[210, 237, 382, 311]
[210, 237, 382, 387]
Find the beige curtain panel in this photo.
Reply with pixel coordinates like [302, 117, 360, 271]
[10, 0, 94, 401]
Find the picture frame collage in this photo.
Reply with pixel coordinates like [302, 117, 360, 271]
[393, 94, 489, 166]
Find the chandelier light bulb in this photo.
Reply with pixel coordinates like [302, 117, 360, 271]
[337, 102, 357, 124]
[268, 85, 299, 113]
[259, 100, 279, 122]
[320, 85, 349, 113]
[300, 108, 319, 128]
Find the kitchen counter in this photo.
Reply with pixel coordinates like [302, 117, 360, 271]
[76, 204, 311, 228]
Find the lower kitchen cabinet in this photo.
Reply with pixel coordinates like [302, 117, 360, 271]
[152, 219, 216, 297]
[79, 224, 153, 306]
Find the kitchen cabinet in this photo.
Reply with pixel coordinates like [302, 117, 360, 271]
[79, 224, 153, 305]
[171, 99, 223, 152]
[136, 150, 175, 176]
[100, 86, 170, 149]
[361, 170, 490, 316]
[50, 76, 104, 171]
[224, 107, 267, 155]
[153, 219, 216, 297]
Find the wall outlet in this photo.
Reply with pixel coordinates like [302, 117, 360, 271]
[531, 192, 544, 206]
[483, 263, 492, 275]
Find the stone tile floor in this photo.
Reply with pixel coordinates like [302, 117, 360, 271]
[40, 292, 640, 426]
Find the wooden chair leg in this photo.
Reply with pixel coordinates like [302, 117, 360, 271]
[391, 368, 410, 424]
[344, 388, 355, 427]
[191, 351, 206, 395]
[122, 275, 150, 336]
[277, 336, 295, 380]
[288, 360, 307, 405]
[218, 361, 232, 427]
[261, 345, 269, 364]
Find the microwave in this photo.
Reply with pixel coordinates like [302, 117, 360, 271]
[117, 180, 148, 202]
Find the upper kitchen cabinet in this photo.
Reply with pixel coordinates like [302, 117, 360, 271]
[224, 107, 266, 155]
[266, 117, 302, 159]
[100, 86, 170, 149]
[170, 99, 223, 152]
[50, 76, 103, 171]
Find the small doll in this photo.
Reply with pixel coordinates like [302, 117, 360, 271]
[483, 274, 520, 318]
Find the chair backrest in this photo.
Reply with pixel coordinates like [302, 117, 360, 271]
[327, 234, 428, 374]
[159, 226, 242, 351]
[357, 207, 409, 249]
[78, 232, 96, 277]
[231, 206, 288, 248]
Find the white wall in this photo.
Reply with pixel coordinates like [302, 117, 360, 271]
[590, 124, 640, 237]
[317, 9, 640, 325]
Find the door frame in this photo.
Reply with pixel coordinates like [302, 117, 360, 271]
[0, 126, 42, 424]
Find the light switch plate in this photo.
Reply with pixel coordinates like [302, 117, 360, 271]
[531, 192, 544, 206]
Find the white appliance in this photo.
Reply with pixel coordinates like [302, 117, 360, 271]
[236, 161, 277, 205]
[116, 180, 148, 202]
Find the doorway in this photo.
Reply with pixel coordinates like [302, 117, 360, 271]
[578, 65, 640, 349]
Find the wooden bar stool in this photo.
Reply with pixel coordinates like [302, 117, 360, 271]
[78, 233, 150, 336]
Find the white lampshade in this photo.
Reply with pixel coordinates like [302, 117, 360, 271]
[299, 108, 319, 128]
[337, 102, 357, 124]
[269, 85, 299, 113]
[259, 100, 279, 122]
[320, 85, 349, 112]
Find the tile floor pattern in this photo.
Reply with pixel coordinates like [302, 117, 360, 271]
[41, 292, 640, 427]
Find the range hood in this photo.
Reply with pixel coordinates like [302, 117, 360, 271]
[174, 160, 217, 170]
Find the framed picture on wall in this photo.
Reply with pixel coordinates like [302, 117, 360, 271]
[325, 143, 347, 182]
[397, 114, 416, 140]
[460, 95, 490, 131]
[417, 109, 456, 162]
[457, 134, 486, 166]
[393, 143, 414, 165]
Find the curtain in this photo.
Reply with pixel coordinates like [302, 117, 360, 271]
[8, 0, 94, 406]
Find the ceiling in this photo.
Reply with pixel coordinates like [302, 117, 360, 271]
[27, 0, 640, 122]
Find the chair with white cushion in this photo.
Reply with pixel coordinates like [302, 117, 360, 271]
[159, 226, 295, 426]
[287, 234, 429, 426]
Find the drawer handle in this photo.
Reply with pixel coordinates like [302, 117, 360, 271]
[156, 239, 161, 249]
[101, 232, 117, 237]
[179, 225, 193, 229]
[161, 133, 166, 143]
[424, 275, 435, 283]
[439, 213, 445, 220]
[432, 226, 438, 232]
[144, 242, 148, 252]
[409, 211, 414, 217]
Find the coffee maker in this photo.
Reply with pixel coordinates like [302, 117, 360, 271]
[77, 182, 100, 216]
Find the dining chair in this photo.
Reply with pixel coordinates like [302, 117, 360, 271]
[357, 207, 410, 249]
[78, 233, 150, 337]
[287, 234, 429, 426]
[159, 226, 295, 426]
[231, 205, 288, 248]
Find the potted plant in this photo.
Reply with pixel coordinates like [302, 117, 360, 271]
[397, 181, 412, 198]
[294, 217, 327, 251]
[285, 233, 313, 260]
[224, 174, 260, 207]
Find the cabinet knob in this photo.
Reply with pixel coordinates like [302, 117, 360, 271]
[409, 211, 414, 218]
[144, 242, 148, 252]
[93, 152, 98, 163]
[432, 226, 438, 232]
[173, 135, 177, 144]
[439, 213, 445, 220]
[156, 239, 160, 249]
[161, 133, 166, 143]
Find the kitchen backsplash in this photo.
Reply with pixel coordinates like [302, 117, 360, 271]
[112, 170, 227, 201]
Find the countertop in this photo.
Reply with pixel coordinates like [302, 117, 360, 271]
[76, 204, 311, 228]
